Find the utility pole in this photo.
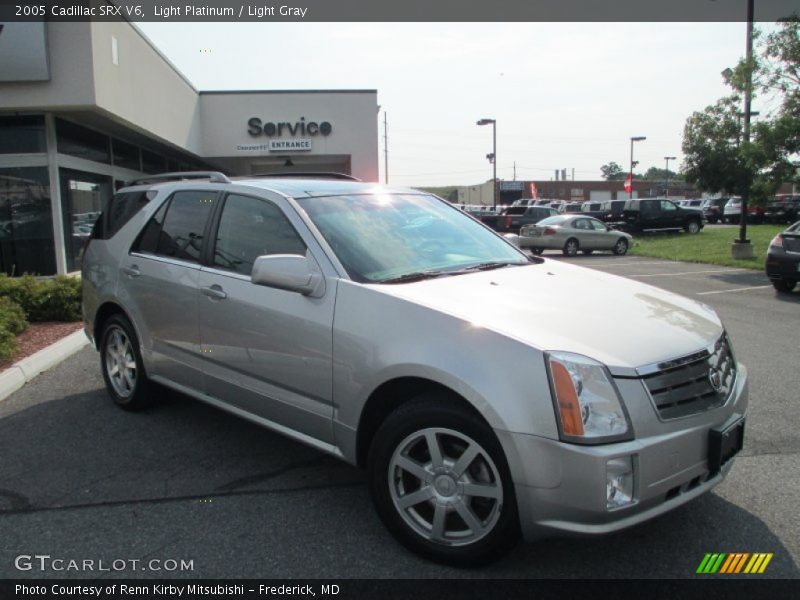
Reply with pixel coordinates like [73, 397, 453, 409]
[738, 0, 754, 248]
[664, 156, 676, 197]
[513, 161, 516, 181]
[383, 111, 389, 184]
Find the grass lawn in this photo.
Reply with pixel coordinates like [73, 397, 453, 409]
[629, 224, 784, 270]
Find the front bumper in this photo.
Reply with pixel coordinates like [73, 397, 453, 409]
[497, 364, 748, 540]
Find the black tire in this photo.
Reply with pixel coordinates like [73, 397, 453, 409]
[581, 250, 594, 255]
[613, 238, 629, 256]
[685, 219, 701, 234]
[100, 314, 151, 411]
[367, 395, 520, 566]
[772, 279, 797, 293]
[530, 248, 544, 256]
[563, 238, 579, 256]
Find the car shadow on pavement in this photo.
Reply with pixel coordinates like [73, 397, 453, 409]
[0, 385, 796, 578]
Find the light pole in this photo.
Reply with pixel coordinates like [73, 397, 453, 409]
[664, 156, 676, 197]
[477, 118, 497, 208]
[630, 136, 646, 198]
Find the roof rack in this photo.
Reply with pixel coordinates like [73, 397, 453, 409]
[127, 171, 232, 186]
[245, 172, 361, 182]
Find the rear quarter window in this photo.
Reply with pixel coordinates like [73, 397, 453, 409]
[104, 191, 156, 238]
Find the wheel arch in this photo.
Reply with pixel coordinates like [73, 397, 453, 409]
[93, 302, 137, 350]
[355, 376, 490, 468]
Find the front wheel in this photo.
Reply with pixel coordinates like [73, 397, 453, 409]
[563, 238, 579, 256]
[613, 238, 629, 255]
[772, 279, 797, 293]
[368, 396, 519, 566]
[100, 314, 151, 410]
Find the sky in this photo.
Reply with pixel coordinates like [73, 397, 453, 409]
[136, 22, 767, 187]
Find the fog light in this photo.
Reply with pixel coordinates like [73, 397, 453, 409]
[606, 456, 635, 509]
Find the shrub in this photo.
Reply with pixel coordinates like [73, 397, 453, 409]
[0, 297, 27, 362]
[0, 296, 28, 335]
[0, 274, 82, 322]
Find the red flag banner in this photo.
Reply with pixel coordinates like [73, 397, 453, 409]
[624, 173, 632, 194]
[530, 182, 538, 198]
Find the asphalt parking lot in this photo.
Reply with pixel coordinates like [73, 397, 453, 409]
[0, 256, 798, 579]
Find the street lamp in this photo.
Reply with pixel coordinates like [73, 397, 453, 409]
[630, 136, 646, 198]
[664, 156, 676, 197]
[477, 118, 497, 208]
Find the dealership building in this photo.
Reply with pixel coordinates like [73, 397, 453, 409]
[0, 21, 380, 276]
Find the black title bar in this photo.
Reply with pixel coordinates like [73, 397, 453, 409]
[0, 0, 799, 22]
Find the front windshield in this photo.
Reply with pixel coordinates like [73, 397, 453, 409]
[296, 193, 529, 283]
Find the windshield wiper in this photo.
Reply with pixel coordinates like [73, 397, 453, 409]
[456, 261, 525, 272]
[377, 270, 445, 284]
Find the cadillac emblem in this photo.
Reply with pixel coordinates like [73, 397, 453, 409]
[708, 369, 723, 392]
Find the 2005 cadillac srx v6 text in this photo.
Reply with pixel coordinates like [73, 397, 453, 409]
[82, 172, 748, 565]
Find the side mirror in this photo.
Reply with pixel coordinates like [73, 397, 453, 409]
[251, 254, 325, 297]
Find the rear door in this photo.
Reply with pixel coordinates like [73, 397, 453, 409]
[121, 189, 218, 391]
[660, 199, 681, 229]
[197, 192, 336, 443]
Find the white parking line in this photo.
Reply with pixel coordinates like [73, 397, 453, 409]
[696, 285, 773, 296]
[591, 260, 678, 267]
[630, 268, 749, 278]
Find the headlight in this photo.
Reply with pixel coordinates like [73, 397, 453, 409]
[545, 351, 632, 444]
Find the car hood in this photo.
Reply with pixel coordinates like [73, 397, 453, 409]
[369, 259, 723, 373]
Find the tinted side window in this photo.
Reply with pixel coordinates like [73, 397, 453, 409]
[661, 200, 678, 211]
[153, 191, 216, 262]
[106, 191, 155, 238]
[133, 200, 170, 254]
[213, 194, 306, 276]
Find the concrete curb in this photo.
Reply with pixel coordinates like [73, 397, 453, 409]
[0, 329, 90, 402]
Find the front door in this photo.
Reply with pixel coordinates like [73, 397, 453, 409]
[197, 192, 335, 443]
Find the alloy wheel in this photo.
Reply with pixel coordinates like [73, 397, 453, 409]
[387, 427, 503, 547]
[105, 326, 137, 398]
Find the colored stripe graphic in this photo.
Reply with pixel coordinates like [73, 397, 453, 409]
[698, 553, 773, 574]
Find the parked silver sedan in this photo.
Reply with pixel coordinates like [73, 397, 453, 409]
[519, 214, 633, 256]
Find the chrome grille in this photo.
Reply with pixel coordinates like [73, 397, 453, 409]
[642, 335, 736, 420]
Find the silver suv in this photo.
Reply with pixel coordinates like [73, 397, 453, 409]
[82, 172, 748, 565]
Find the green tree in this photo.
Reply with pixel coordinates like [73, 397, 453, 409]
[682, 16, 799, 205]
[600, 161, 625, 180]
[643, 167, 683, 182]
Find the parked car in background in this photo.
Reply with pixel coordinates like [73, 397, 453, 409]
[519, 214, 633, 256]
[764, 194, 800, 224]
[560, 202, 583, 214]
[765, 220, 800, 292]
[722, 197, 742, 224]
[702, 197, 730, 224]
[599, 199, 627, 223]
[493, 205, 560, 234]
[618, 198, 704, 234]
[679, 199, 704, 209]
[82, 172, 748, 566]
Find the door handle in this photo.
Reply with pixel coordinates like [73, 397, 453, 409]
[121, 265, 140, 278]
[200, 285, 227, 300]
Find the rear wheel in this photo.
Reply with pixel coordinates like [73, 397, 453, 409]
[368, 396, 519, 566]
[563, 238, 579, 256]
[613, 238, 629, 255]
[100, 314, 151, 410]
[772, 279, 797, 293]
[685, 219, 701, 234]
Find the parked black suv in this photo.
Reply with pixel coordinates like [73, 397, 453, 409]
[764, 194, 800, 224]
[618, 198, 705, 234]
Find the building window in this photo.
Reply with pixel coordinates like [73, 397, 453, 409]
[0, 116, 46, 154]
[0, 167, 56, 276]
[59, 168, 113, 272]
[141, 149, 166, 174]
[56, 119, 111, 164]
[112, 138, 141, 171]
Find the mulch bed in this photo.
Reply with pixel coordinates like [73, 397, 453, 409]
[0, 321, 83, 373]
